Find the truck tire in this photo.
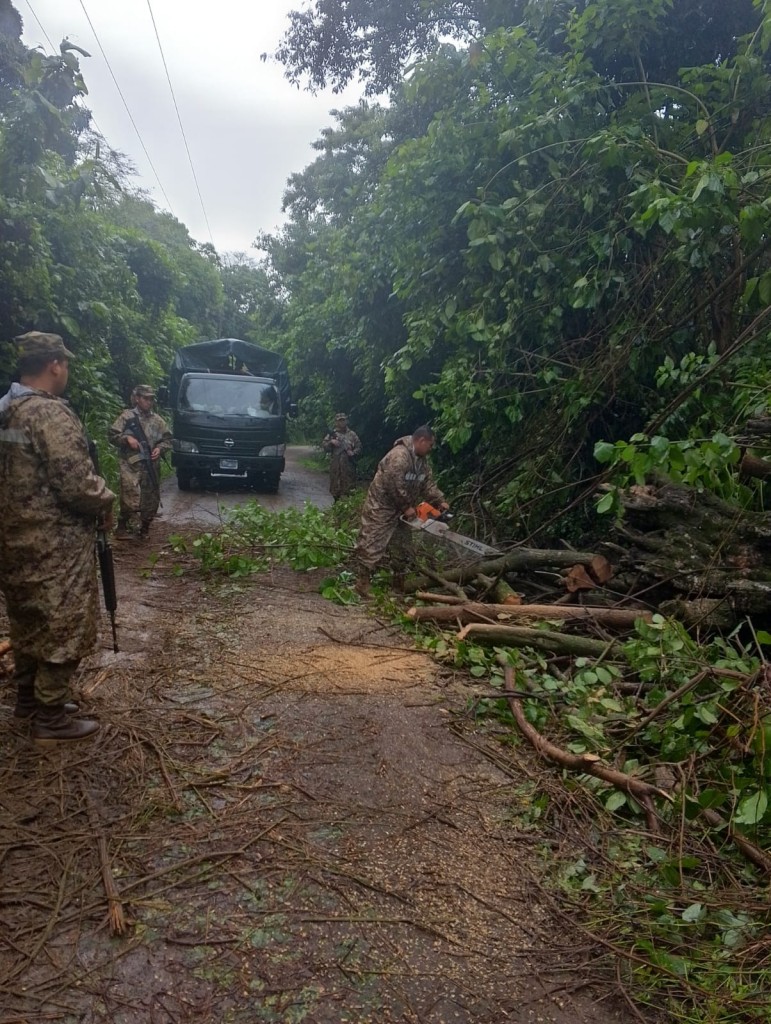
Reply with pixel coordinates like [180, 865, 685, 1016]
[265, 472, 280, 494]
[177, 471, 192, 491]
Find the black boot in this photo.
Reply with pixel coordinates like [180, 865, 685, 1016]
[32, 705, 99, 746]
[139, 519, 151, 539]
[14, 679, 79, 719]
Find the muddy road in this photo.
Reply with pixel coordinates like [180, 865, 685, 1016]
[159, 444, 332, 527]
[0, 449, 641, 1024]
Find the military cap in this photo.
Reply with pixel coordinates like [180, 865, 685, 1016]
[334, 412, 348, 422]
[133, 384, 156, 397]
[14, 331, 75, 361]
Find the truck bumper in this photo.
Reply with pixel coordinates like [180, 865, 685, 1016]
[171, 453, 285, 477]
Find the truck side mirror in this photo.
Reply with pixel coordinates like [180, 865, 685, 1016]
[288, 402, 299, 419]
[156, 385, 169, 405]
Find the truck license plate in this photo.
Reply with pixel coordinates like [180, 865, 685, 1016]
[219, 458, 238, 470]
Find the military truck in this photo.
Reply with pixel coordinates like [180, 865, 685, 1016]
[162, 338, 295, 492]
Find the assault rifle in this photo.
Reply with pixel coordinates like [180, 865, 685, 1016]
[88, 441, 119, 653]
[124, 415, 159, 491]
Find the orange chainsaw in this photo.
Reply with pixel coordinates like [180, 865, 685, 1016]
[403, 502, 501, 558]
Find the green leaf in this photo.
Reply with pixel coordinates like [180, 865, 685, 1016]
[681, 902, 704, 923]
[596, 492, 614, 514]
[605, 791, 627, 812]
[735, 789, 768, 826]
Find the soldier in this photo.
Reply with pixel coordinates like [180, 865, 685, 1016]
[322, 412, 362, 501]
[354, 424, 449, 594]
[110, 385, 171, 539]
[0, 332, 115, 744]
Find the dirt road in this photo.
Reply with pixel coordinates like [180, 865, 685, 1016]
[160, 445, 332, 527]
[0, 449, 638, 1024]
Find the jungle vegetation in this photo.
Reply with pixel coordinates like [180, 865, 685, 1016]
[3, 3, 771, 1020]
[2, 0, 769, 537]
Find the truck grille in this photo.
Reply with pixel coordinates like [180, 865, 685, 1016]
[197, 439, 262, 457]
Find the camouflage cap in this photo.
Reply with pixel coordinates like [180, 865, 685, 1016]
[14, 331, 75, 361]
[133, 384, 156, 397]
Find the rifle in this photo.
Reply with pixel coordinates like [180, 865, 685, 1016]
[124, 415, 159, 491]
[88, 441, 119, 653]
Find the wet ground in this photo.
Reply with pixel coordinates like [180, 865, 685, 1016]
[0, 448, 646, 1024]
[159, 445, 333, 526]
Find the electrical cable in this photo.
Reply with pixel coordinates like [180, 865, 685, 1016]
[20, 0, 57, 53]
[77, 0, 175, 212]
[144, 0, 215, 245]
[21, 1, 110, 158]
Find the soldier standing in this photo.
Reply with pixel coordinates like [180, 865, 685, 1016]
[110, 385, 171, 539]
[354, 425, 448, 593]
[322, 412, 362, 501]
[0, 332, 115, 744]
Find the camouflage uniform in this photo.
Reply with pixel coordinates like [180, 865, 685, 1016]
[0, 382, 115, 705]
[110, 393, 171, 534]
[322, 416, 362, 500]
[355, 434, 445, 572]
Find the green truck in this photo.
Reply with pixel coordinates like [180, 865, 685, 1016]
[163, 338, 295, 492]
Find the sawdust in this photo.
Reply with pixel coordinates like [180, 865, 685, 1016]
[258, 643, 436, 693]
[0, 452, 640, 1024]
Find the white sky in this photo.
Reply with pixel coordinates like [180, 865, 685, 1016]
[19, 0, 362, 254]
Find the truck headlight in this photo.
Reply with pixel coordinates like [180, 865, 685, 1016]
[259, 444, 286, 457]
[173, 439, 199, 454]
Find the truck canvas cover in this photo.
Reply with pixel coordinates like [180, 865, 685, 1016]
[169, 338, 291, 409]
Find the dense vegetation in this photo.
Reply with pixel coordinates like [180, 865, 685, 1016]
[0, 0, 281, 460]
[268, 0, 771, 535]
[3, 2, 771, 1019]
[3, 0, 769, 530]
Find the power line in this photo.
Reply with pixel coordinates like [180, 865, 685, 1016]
[77, 0, 175, 212]
[145, 0, 214, 245]
[20, 0, 57, 53]
[21, 2, 111, 157]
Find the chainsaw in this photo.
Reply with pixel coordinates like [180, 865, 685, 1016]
[402, 502, 501, 558]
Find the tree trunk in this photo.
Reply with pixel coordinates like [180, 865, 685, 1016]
[407, 603, 650, 628]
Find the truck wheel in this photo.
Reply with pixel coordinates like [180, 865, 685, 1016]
[177, 472, 192, 491]
[265, 473, 280, 494]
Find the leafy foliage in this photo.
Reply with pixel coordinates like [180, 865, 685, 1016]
[416, 610, 771, 1021]
[169, 501, 357, 577]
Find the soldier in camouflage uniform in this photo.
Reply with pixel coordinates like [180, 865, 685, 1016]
[0, 332, 115, 744]
[110, 385, 172, 539]
[322, 413, 362, 500]
[354, 425, 448, 593]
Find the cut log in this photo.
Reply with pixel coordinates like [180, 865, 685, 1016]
[414, 592, 466, 605]
[613, 476, 771, 626]
[407, 603, 651, 629]
[476, 573, 521, 604]
[406, 547, 603, 593]
[456, 623, 614, 658]
[740, 452, 771, 480]
[0, 640, 11, 658]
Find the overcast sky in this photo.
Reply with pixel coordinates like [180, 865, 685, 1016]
[19, 0, 361, 254]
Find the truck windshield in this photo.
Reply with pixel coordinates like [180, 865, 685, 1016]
[180, 377, 280, 418]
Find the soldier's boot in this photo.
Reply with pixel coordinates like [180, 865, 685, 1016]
[13, 680, 78, 720]
[32, 705, 99, 746]
[139, 519, 152, 539]
[115, 515, 132, 539]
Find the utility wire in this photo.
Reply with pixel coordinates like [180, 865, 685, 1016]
[21, 0, 57, 53]
[21, 2, 111, 156]
[145, 0, 215, 245]
[77, 0, 175, 212]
